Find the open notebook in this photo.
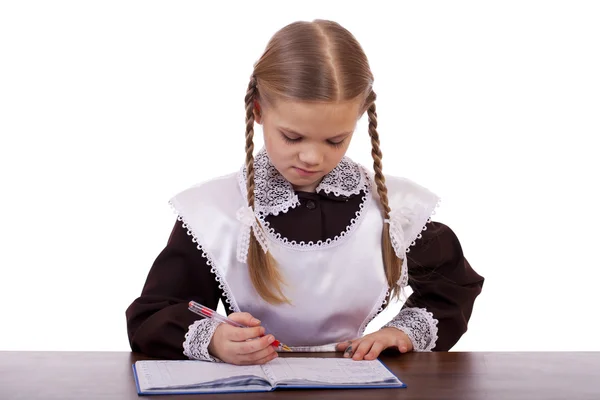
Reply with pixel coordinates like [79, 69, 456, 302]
[132, 357, 406, 395]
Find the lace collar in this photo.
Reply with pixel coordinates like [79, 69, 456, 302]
[238, 148, 370, 217]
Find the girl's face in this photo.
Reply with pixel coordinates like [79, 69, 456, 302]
[256, 99, 362, 192]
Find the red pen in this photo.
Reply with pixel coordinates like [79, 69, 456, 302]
[188, 301, 291, 351]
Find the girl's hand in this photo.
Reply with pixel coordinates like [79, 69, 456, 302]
[335, 328, 414, 360]
[208, 312, 278, 365]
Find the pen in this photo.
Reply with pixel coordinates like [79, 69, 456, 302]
[188, 301, 291, 352]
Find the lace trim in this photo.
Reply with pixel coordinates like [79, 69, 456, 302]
[399, 260, 409, 289]
[236, 161, 372, 253]
[239, 148, 300, 216]
[234, 148, 372, 253]
[315, 156, 365, 197]
[239, 148, 366, 217]
[405, 198, 441, 254]
[235, 206, 269, 263]
[261, 171, 371, 251]
[382, 307, 439, 352]
[386, 198, 441, 262]
[183, 319, 222, 362]
[357, 286, 390, 337]
[169, 201, 240, 313]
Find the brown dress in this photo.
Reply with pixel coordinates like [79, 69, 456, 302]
[125, 188, 485, 360]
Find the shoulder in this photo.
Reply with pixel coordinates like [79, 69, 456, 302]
[368, 169, 440, 221]
[361, 166, 441, 256]
[380, 173, 440, 210]
[169, 170, 245, 215]
[358, 164, 439, 207]
[408, 221, 462, 263]
[174, 170, 241, 196]
[171, 170, 242, 202]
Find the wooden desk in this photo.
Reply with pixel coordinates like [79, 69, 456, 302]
[0, 351, 598, 399]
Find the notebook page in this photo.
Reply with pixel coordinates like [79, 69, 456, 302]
[135, 360, 270, 390]
[263, 358, 401, 386]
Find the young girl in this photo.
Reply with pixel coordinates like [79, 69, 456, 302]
[125, 19, 484, 365]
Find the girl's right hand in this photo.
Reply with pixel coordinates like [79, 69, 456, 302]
[207, 312, 278, 365]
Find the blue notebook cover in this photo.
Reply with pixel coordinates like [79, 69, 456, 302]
[132, 357, 406, 395]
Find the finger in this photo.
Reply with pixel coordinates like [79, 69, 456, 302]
[336, 340, 354, 352]
[222, 324, 266, 342]
[235, 334, 276, 356]
[253, 349, 279, 365]
[343, 340, 359, 358]
[228, 312, 261, 327]
[352, 339, 375, 361]
[398, 338, 412, 353]
[229, 348, 277, 366]
[237, 341, 278, 364]
[364, 341, 385, 360]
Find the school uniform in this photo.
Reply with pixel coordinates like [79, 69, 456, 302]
[125, 149, 484, 361]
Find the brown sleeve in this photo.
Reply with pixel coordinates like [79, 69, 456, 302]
[125, 219, 224, 359]
[404, 221, 484, 351]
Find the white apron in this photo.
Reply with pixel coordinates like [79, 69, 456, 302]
[169, 156, 439, 349]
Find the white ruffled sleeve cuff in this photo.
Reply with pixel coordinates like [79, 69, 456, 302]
[182, 319, 222, 362]
[382, 307, 439, 352]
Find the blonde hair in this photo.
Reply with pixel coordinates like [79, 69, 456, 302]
[244, 20, 402, 304]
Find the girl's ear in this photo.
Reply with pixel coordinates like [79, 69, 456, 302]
[253, 100, 263, 124]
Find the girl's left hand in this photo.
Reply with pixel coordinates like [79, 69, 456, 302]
[335, 328, 414, 360]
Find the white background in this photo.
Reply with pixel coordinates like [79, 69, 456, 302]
[1, 1, 598, 352]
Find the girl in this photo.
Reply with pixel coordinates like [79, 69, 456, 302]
[125, 19, 484, 365]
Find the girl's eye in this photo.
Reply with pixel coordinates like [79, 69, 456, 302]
[327, 139, 345, 148]
[280, 131, 345, 148]
[280, 132, 301, 144]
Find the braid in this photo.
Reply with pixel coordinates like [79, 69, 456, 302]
[244, 77, 257, 207]
[368, 102, 391, 217]
[367, 98, 403, 300]
[243, 76, 289, 305]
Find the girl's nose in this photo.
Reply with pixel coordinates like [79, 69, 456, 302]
[298, 147, 323, 167]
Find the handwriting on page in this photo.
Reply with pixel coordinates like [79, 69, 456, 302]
[266, 358, 396, 384]
[138, 361, 266, 389]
